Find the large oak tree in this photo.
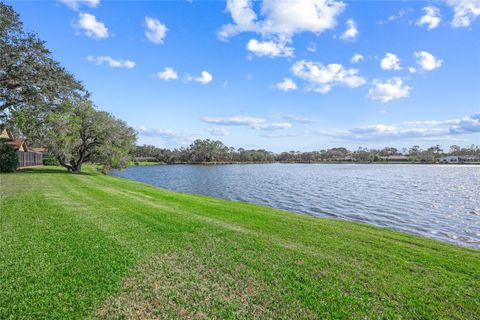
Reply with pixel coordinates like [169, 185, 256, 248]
[1, 3, 84, 140]
[44, 99, 137, 173]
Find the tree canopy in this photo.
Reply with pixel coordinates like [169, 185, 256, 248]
[44, 99, 137, 173]
[0, 3, 84, 139]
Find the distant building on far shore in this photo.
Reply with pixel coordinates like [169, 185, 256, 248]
[440, 156, 465, 163]
[440, 155, 480, 163]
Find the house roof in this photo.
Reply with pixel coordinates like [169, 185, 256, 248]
[30, 147, 48, 153]
[5, 139, 26, 151]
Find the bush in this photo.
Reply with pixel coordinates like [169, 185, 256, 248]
[0, 142, 18, 172]
[43, 157, 59, 166]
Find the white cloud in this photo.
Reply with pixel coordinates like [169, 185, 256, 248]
[340, 19, 358, 40]
[203, 116, 291, 130]
[408, 67, 417, 73]
[218, 0, 260, 39]
[87, 55, 135, 69]
[368, 77, 411, 103]
[135, 126, 179, 138]
[414, 51, 443, 71]
[218, 0, 345, 56]
[416, 6, 441, 30]
[154, 67, 178, 80]
[307, 42, 317, 52]
[275, 78, 297, 91]
[207, 127, 230, 136]
[319, 125, 447, 141]
[291, 60, 366, 94]
[186, 71, 213, 84]
[446, 0, 480, 28]
[145, 17, 167, 44]
[317, 113, 480, 141]
[273, 113, 313, 123]
[135, 126, 195, 146]
[380, 53, 401, 71]
[351, 53, 364, 63]
[246, 39, 294, 57]
[255, 0, 345, 37]
[378, 8, 413, 24]
[59, 0, 99, 10]
[75, 13, 109, 39]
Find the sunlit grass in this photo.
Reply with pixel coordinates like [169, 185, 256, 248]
[1, 166, 479, 319]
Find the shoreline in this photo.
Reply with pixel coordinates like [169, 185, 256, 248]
[131, 160, 480, 166]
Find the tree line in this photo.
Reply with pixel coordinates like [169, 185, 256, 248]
[0, 3, 136, 172]
[133, 140, 480, 164]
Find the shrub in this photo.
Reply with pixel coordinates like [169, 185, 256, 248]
[43, 157, 59, 166]
[0, 142, 18, 172]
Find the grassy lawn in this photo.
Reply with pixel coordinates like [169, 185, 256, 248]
[0, 166, 479, 319]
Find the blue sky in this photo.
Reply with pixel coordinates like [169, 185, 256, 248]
[8, 0, 480, 151]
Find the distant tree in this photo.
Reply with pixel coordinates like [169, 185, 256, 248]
[449, 145, 460, 156]
[379, 147, 398, 156]
[354, 147, 372, 162]
[43, 99, 136, 173]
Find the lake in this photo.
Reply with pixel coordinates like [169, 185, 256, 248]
[112, 164, 480, 249]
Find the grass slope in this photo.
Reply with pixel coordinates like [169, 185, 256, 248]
[0, 166, 479, 319]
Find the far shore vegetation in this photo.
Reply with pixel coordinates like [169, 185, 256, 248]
[131, 140, 480, 165]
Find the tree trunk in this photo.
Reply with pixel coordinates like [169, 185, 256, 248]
[71, 163, 82, 173]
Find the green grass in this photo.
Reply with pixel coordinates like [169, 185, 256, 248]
[1, 166, 479, 319]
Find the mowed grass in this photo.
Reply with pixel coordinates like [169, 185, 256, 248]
[0, 166, 479, 319]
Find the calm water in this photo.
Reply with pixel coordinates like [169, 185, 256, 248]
[112, 164, 480, 248]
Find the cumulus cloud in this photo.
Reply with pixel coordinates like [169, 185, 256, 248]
[75, 13, 109, 39]
[416, 6, 441, 30]
[87, 55, 135, 69]
[246, 39, 294, 57]
[59, 0, 99, 10]
[317, 113, 480, 141]
[219, 0, 345, 39]
[135, 126, 195, 146]
[275, 78, 297, 91]
[380, 53, 401, 71]
[218, 0, 260, 39]
[218, 0, 345, 57]
[351, 53, 364, 63]
[446, 0, 480, 28]
[291, 60, 366, 94]
[207, 127, 230, 136]
[186, 71, 213, 84]
[135, 126, 179, 138]
[414, 51, 443, 71]
[340, 19, 358, 40]
[145, 17, 167, 44]
[368, 77, 411, 103]
[154, 67, 178, 80]
[203, 116, 291, 130]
